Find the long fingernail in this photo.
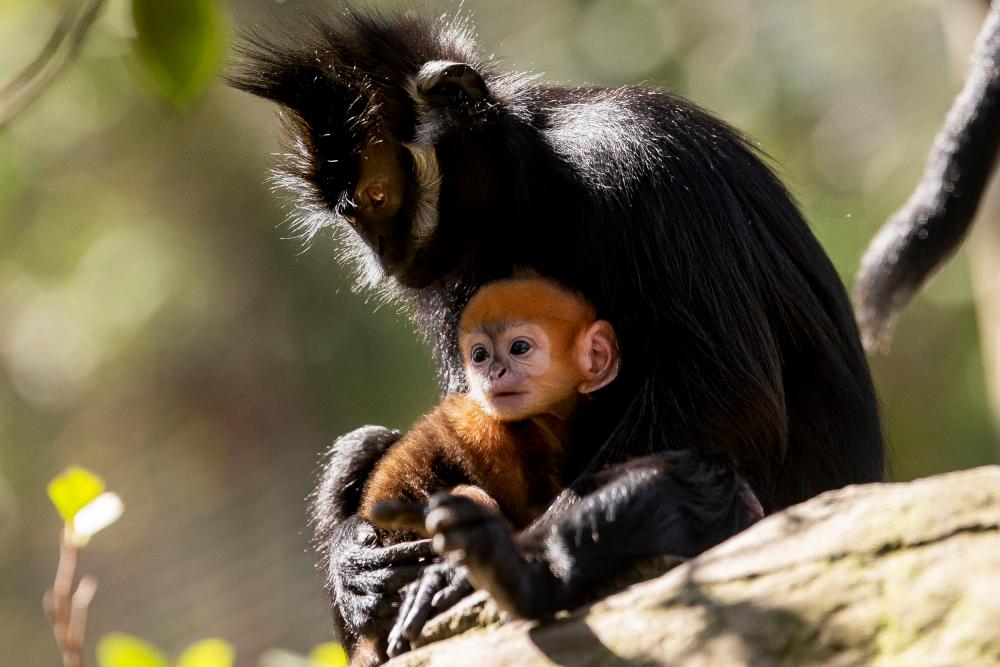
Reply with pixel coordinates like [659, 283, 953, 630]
[388, 637, 408, 657]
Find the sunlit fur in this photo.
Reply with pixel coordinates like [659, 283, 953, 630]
[271, 128, 388, 293]
[403, 142, 441, 249]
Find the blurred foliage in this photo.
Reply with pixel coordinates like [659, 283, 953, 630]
[94, 632, 342, 667]
[48, 464, 122, 545]
[175, 638, 236, 667]
[307, 642, 348, 667]
[48, 465, 106, 523]
[131, 0, 227, 107]
[96, 633, 244, 667]
[1, 0, 998, 666]
[47, 466, 125, 547]
[45, 464, 343, 666]
[98, 634, 171, 667]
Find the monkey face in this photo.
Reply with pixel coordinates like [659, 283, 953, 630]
[286, 55, 501, 289]
[458, 278, 622, 421]
[462, 323, 580, 421]
[333, 131, 447, 286]
[230, 17, 514, 289]
[340, 61, 498, 289]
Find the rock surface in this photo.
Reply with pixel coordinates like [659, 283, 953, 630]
[388, 466, 1000, 666]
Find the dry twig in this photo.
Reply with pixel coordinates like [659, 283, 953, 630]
[43, 529, 98, 667]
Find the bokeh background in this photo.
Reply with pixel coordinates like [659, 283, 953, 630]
[2, 0, 999, 664]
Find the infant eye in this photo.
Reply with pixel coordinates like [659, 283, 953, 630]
[471, 345, 490, 363]
[509, 340, 531, 356]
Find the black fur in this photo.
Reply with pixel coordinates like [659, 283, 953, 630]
[230, 9, 884, 652]
[313, 425, 401, 529]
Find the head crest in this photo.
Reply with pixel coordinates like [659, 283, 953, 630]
[459, 278, 595, 332]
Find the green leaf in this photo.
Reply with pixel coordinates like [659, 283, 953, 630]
[308, 643, 348, 667]
[47, 466, 105, 524]
[130, 0, 227, 107]
[96, 634, 169, 667]
[176, 638, 235, 667]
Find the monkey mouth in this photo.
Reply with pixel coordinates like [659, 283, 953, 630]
[488, 391, 525, 400]
[486, 391, 528, 413]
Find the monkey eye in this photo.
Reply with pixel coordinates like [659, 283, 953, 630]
[509, 340, 531, 356]
[471, 345, 490, 364]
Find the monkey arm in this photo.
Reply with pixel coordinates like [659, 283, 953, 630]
[387, 449, 751, 653]
[313, 426, 402, 527]
[311, 426, 435, 648]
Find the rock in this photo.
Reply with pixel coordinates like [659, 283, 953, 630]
[387, 466, 1000, 666]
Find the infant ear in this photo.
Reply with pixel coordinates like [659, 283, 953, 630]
[576, 320, 620, 394]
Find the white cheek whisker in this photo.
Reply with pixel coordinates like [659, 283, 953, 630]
[404, 142, 442, 254]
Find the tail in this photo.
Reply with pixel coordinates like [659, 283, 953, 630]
[854, 4, 1000, 351]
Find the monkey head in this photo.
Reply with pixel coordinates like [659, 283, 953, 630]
[459, 278, 620, 421]
[230, 15, 514, 289]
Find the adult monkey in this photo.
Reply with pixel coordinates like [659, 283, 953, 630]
[230, 10, 883, 658]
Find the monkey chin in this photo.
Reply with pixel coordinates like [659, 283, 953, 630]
[383, 246, 459, 290]
[482, 391, 535, 422]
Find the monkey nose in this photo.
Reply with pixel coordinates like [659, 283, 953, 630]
[490, 365, 507, 380]
[363, 184, 386, 207]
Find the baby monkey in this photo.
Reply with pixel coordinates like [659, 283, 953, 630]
[360, 276, 621, 535]
[349, 276, 618, 666]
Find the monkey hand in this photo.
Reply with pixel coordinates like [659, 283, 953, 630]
[326, 515, 435, 644]
[425, 492, 557, 618]
[386, 560, 473, 657]
[386, 492, 558, 656]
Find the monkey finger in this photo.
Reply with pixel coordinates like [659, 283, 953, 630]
[386, 625, 411, 658]
[425, 502, 489, 535]
[384, 580, 420, 654]
[431, 574, 473, 611]
[391, 580, 419, 631]
[363, 538, 434, 568]
[431, 523, 482, 555]
[379, 564, 426, 593]
[427, 489, 481, 511]
[399, 569, 446, 641]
